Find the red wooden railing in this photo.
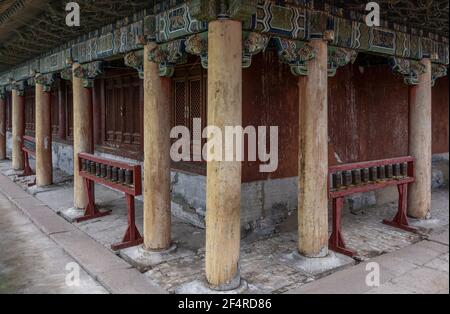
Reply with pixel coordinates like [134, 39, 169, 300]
[19, 135, 36, 186]
[78, 153, 143, 251]
[328, 156, 416, 257]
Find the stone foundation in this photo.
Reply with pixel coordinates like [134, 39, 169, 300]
[5, 131, 449, 231]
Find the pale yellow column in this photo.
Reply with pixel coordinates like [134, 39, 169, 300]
[0, 95, 6, 160]
[298, 39, 329, 258]
[72, 63, 93, 209]
[205, 19, 243, 290]
[12, 89, 25, 170]
[143, 43, 172, 251]
[408, 59, 432, 219]
[35, 83, 53, 186]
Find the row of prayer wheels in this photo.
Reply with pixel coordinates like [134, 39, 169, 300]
[81, 159, 134, 186]
[331, 162, 409, 190]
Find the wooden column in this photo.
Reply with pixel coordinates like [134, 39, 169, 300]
[143, 42, 172, 251]
[298, 39, 329, 258]
[408, 59, 432, 219]
[205, 19, 243, 290]
[12, 89, 25, 170]
[0, 93, 6, 160]
[35, 82, 53, 186]
[72, 63, 94, 209]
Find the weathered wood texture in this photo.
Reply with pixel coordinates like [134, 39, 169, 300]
[242, 53, 448, 182]
[12, 90, 24, 170]
[143, 42, 172, 251]
[35, 83, 53, 186]
[298, 39, 329, 258]
[205, 20, 243, 290]
[408, 59, 432, 219]
[72, 63, 93, 209]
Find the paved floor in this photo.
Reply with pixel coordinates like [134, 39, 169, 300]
[286, 229, 449, 294]
[0, 192, 108, 294]
[0, 159, 448, 294]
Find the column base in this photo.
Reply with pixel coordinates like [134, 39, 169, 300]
[27, 184, 57, 196]
[119, 244, 194, 273]
[175, 278, 248, 295]
[3, 169, 24, 177]
[278, 251, 355, 278]
[58, 207, 86, 222]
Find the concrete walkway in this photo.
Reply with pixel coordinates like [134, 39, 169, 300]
[286, 228, 449, 294]
[0, 192, 107, 294]
[0, 172, 166, 294]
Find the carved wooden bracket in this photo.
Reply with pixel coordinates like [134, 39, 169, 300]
[35, 73, 56, 92]
[391, 58, 427, 85]
[328, 47, 358, 77]
[0, 87, 6, 100]
[274, 37, 316, 76]
[185, 31, 269, 69]
[431, 64, 448, 87]
[124, 50, 144, 79]
[60, 68, 73, 82]
[148, 40, 187, 77]
[11, 80, 26, 96]
[73, 61, 103, 88]
[185, 33, 208, 69]
[243, 32, 270, 68]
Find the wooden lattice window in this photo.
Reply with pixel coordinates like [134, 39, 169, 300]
[172, 64, 207, 162]
[64, 80, 74, 139]
[51, 88, 59, 137]
[6, 91, 12, 130]
[24, 86, 35, 135]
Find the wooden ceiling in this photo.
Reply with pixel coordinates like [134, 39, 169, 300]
[0, 0, 152, 72]
[0, 0, 18, 14]
[0, 0, 448, 73]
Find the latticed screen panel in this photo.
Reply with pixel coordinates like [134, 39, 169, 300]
[172, 70, 207, 163]
[24, 87, 35, 134]
[65, 82, 74, 139]
[189, 80, 201, 118]
[174, 80, 187, 128]
[51, 88, 59, 136]
[6, 92, 12, 130]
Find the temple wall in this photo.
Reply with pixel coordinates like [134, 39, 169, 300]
[242, 51, 449, 181]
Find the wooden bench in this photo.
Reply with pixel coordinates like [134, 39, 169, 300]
[328, 156, 416, 257]
[78, 153, 143, 251]
[20, 135, 36, 186]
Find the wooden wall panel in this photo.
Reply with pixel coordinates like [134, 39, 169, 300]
[24, 86, 35, 135]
